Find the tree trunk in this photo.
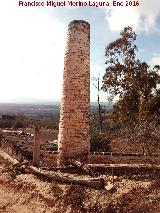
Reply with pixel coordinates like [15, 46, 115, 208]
[28, 166, 105, 189]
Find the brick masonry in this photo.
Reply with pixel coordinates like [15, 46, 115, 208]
[58, 20, 90, 165]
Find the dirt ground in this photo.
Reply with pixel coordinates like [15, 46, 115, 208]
[0, 184, 48, 213]
[0, 168, 159, 213]
[0, 146, 160, 213]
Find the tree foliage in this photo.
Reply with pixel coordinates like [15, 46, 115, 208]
[102, 26, 160, 124]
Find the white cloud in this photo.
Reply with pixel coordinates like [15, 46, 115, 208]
[90, 64, 109, 102]
[91, 64, 104, 79]
[106, 0, 160, 32]
[0, 0, 67, 101]
[150, 55, 160, 67]
[149, 55, 160, 77]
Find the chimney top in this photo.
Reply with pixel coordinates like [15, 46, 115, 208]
[68, 20, 90, 27]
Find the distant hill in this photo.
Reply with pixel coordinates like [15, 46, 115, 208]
[0, 102, 112, 117]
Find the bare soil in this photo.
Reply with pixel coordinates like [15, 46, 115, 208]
[0, 131, 159, 212]
[0, 161, 159, 213]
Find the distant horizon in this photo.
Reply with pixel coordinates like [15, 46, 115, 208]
[0, 100, 111, 105]
[0, 96, 110, 104]
[0, 100, 112, 117]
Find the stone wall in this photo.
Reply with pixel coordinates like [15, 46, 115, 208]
[0, 139, 24, 161]
[58, 20, 90, 165]
[0, 132, 33, 161]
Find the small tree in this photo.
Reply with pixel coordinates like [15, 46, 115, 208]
[90, 112, 111, 152]
[93, 76, 103, 133]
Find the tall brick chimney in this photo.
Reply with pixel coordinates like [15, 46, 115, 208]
[58, 20, 90, 165]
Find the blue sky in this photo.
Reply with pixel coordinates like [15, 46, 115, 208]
[0, 0, 160, 103]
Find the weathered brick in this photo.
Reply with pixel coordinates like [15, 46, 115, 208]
[57, 20, 90, 165]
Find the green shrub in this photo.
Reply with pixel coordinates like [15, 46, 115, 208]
[13, 121, 25, 129]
